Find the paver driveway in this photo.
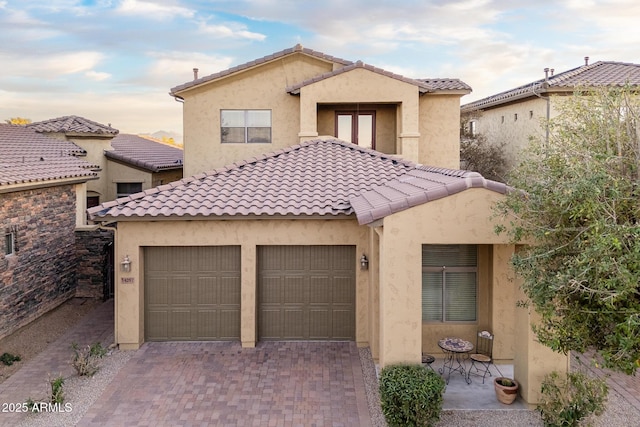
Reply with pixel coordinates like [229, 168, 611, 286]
[79, 341, 371, 427]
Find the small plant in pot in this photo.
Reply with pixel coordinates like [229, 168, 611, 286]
[494, 376, 519, 404]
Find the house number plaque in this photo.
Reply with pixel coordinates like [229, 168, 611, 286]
[121, 277, 135, 284]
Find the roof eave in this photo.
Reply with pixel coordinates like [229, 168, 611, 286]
[88, 212, 355, 223]
[0, 175, 97, 194]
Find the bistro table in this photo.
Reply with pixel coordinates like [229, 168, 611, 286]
[438, 337, 473, 384]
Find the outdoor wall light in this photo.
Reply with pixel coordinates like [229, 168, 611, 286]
[120, 255, 131, 273]
[360, 254, 369, 270]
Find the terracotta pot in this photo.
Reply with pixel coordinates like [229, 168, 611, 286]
[494, 377, 519, 404]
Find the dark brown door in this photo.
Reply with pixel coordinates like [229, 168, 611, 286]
[258, 245, 355, 340]
[144, 246, 241, 341]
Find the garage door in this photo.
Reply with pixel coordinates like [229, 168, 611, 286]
[145, 246, 241, 341]
[258, 246, 355, 340]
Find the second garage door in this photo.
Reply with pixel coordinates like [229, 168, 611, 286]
[145, 246, 241, 341]
[258, 245, 356, 340]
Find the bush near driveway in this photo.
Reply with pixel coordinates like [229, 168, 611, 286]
[379, 363, 445, 427]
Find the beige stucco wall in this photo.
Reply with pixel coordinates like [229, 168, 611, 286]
[106, 160, 153, 201]
[376, 188, 515, 367]
[419, 94, 464, 168]
[114, 219, 370, 350]
[63, 135, 114, 204]
[180, 54, 336, 175]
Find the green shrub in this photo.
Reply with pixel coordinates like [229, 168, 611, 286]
[379, 364, 446, 427]
[0, 352, 21, 366]
[49, 375, 65, 404]
[537, 371, 608, 427]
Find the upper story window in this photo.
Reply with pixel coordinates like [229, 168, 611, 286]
[221, 110, 271, 144]
[5, 232, 15, 256]
[117, 182, 142, 198]
[469, 120, 477, 136]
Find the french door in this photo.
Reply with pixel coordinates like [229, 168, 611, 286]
[335, 111, 375, 149]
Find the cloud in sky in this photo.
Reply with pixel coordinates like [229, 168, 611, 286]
[1, 0, 639, 135]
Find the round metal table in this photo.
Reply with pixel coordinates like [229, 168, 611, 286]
[438, 337, 473, 384]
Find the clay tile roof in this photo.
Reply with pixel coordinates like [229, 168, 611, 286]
[88, 138, 415, 221]
[286, 61, 440, 94]
[349, 165, 509, 225]
[462, 61, 640, 111]
[419, 78, 472, 92]
[170, 44, 353, 95]
[106, 134, 183, 172]
[0, 124, 98, 189]
[27, 115, 119, 136]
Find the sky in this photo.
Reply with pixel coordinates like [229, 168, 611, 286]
[2, 0, 639, 138]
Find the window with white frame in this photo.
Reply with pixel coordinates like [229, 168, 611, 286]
[5, 232, 15, 256]
[422, 244, 477, 322]
[221, 110, 271, 144]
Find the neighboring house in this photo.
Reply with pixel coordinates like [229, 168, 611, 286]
[27, 116, 119, 208]
[106, 134, 184, 201]
[88, 45, 566, 404]
[25, 117, 184, 300]
[461, 58, 640, 169]
[0, 124, 98, 339]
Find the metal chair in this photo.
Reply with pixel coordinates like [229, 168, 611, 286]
[468, 330, 502, 383]
[422, 353, 435, 371]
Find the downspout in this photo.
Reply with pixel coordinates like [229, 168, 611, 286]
[531, 68, 551, 149]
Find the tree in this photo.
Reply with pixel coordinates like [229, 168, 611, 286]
[460, 111, 507, 182]
[494, 86, 640, 374]
[5, 117, 31, 125]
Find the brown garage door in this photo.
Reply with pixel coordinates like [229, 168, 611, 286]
[258, 245, 355, 340]
[145, 246, 241, 341]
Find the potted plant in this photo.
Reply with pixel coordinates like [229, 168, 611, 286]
[494, 377, 519, 404]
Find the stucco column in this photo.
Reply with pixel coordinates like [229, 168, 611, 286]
[490, 244, 516, 360]
[378, 228, 422, 367]
[398, 97, 420, 162]
[512, 248, 569, 404]
[298, 90, 319, 143]
[241, 244, 257, 347]
[116, 232, 142, 350]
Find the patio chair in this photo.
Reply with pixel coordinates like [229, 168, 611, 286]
[468, 330, 502, 383]
[422, 353, 435, 371]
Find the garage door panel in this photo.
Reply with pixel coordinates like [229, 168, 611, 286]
[332, 276, 355, 304]
[170, 277, 191, 305]
[219, 277, 241, 305]
[310, 276, 331, 304]
[146, 311, 168, 339]
[309, 309, 330, 339]
[332, 310, 355, 339]
[258, 245, 355, 341]
[284, 309, 305, 338]
[260, 277, 282, 304]
[145, 246, 240, 342]
[284, 276, 307, 304]
[169, 310, 192, 339]
[147, 278, 168, 305]
[197, 277, 218, 305]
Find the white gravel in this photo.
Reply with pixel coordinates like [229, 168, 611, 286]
[16, 349, 134, 427]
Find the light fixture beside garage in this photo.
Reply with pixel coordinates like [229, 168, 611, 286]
[360, 254, 369, 270]
[120, 255, 131, 273]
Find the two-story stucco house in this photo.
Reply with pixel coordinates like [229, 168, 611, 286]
[88, 45, 567, 403]
[461, 58, 640, 169]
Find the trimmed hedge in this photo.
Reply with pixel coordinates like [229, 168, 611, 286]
[379, 364, 446, 427]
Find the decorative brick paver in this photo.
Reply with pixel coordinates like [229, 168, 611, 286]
[79, 341, 371, 426]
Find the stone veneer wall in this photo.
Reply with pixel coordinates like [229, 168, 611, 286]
[0, 185, 78, 340]
[75, 228, 114, 299]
